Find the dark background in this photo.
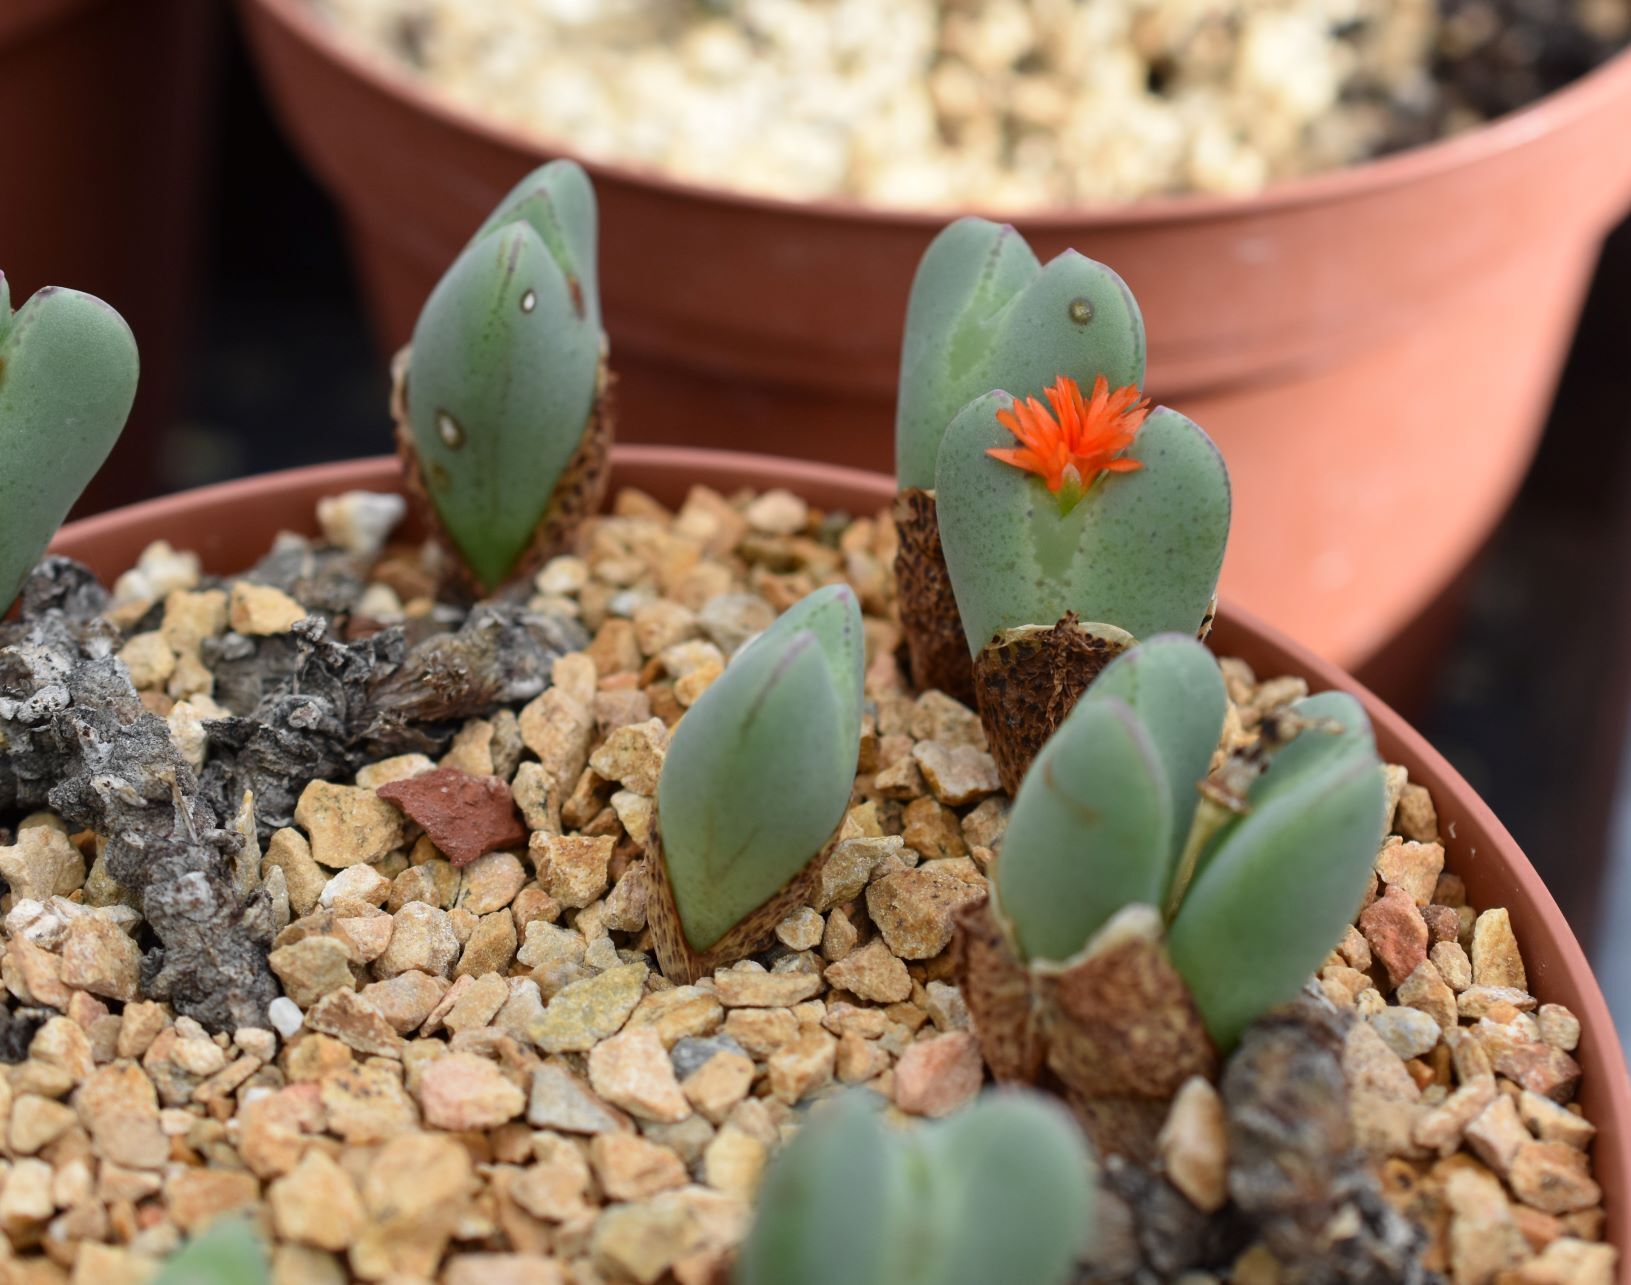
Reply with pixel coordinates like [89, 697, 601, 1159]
[61, 10, 1631, 1029]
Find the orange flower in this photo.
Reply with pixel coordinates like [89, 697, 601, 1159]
[987, 374, 1149, 507]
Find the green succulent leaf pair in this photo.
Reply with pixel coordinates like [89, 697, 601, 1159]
[936, 391, 1230, 655]
[658, 584, 866, 954]
[152, 1218, 268, 1285]
[895, 218, 1145, 492]
[736, 1092, 1095, 1285]
[994, 636, 1387, 1048]
[404, 160, 604, 591]
[0, 272, 139, 614]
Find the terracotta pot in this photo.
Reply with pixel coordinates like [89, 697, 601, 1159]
[46, 447, 1631, 1259]
[0, 0, 216, 512]
[236, 0, 1631, 670]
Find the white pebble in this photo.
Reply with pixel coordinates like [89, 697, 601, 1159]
[267, 997, 304, 1038]
[317, 491, 407, 559]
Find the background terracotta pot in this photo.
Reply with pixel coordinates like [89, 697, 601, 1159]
[236, 0, 1631, 671]
[47, 448, 1631, 1259]
[0, 0, 216, 511]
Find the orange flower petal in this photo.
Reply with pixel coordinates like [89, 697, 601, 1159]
[986, 374, 1147, 500]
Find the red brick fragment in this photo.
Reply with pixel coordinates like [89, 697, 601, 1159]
[376, 768, 526, 868]
[1359, 884, 1429, 987]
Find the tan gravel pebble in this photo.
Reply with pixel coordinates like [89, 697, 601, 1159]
[376, 902, 461, 978]
[774, 906, 825, 952]
[269, 1150, 366, 1251]
[1158, 1077, 1229, 1213]
[531, 833, 614, 909]
[866, 864, 983, 959]
[704, 1124, 768, 1200]
[519, 687, 595, 792]
[1538, 1003, 1581, 1052]
[589, 1027, 692, 1122]
[58, 914, 142, 1003]
[228, 581, 307, 635]
[0, 826, 85, 903]
[911, 741, 1001, 806]
[713, 969, 823, 1008]
[527, 1064, 630, 1135]
[1430, 940, 1474, 992]
[1375, 838, 1444, 908]
[1464, 1092, 1531, 1174]
[767, 1031, 838, 1106]
[1472, 908, 1528, 991]
[294, 781, 406, 869]
[824, 940, 912, 1003]
[1395, 960, 1458, 1031]
[591, 1131, 690, 1200]
[529, 963, 648, 1054]
[418, 1052, 527, 1129]
[893, 1031, 983, 1118]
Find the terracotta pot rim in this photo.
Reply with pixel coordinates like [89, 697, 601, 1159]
[45, 447, 1631, 1257]
[249, 0, 1631, 228]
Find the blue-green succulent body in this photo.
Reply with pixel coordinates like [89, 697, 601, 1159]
[736, 1092, 1095, 1285]
[657, 584, 865, 952]
[0, 274, 139, 613]
[995, 637, 1386, 1048]
[404, 160, 604, 591]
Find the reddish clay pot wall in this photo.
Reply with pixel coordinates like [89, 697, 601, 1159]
[237, 0, 1631, 669]
[48, 449, 1631, 1261]
[0, 0, 216, 511]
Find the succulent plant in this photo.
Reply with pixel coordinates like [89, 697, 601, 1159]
[649, 583, 865, 981]
[394, 160, 609, 594]
[895, 218, 1145, 492]
[151, 1217, 269, 1285]
[0, 272, 139, 614]
[736, 1091, 1096, 1285]
[961, 635, 1386, 1120]
[893, 220, 1146, 701]
[934, 383, 1230, 791]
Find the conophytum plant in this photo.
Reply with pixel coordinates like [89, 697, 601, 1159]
[649, 584, 865, 981]
[935, 380, 1230, 792]
[0, 272, 139, 615]
[959, 635, 1386, 1118]
[736, 1092, 1095, 1285]
[394, 160, 609, 593]
[895, 218, 1145, 493]
[893, 219, 1146, 702]
[150, 1217, 269, 1285]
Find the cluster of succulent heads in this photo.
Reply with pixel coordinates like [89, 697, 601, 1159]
[1, 167, 1390, 1285]
[648, 219, 1386, 1282]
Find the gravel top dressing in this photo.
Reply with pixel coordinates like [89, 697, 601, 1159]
[0, 482, 1612, 1283]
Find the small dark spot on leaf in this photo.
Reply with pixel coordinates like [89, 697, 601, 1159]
[1068, 297, 1094, 325]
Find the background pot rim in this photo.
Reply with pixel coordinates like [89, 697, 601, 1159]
[248, 0, 1631, 228]
[47, 445, 1631, 1257]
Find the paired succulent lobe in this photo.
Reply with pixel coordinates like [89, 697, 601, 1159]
[736, 1092, 1095, 1285]
[656, 585, 864, 953]
[936, 391, 1229, 654]
[994, 636, 1225, 962]
[895, 218, 1145, 491]
[151, 1216, 268, 1285]
[1169, 690, 1387, 1047]
[994, 638, 1384, 1050]
[405, 160, 603, 591]
[0, 273, 140, 614]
